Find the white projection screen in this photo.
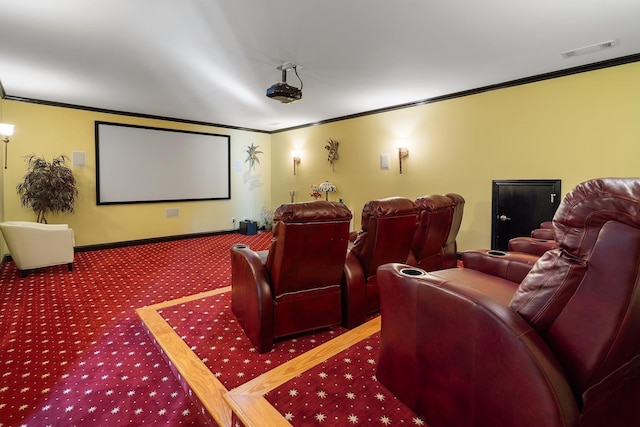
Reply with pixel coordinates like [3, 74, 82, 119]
[95, 122, 230, 204]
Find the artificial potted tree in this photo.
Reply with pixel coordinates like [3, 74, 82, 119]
[16, 154, 78, 223]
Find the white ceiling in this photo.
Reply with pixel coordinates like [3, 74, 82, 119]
[1, 0, 639, 132]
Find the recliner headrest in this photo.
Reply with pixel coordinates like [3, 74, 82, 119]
[274, 201, 352, 223]
[360, 197, 416, 231]
[414, 194, 454, 211]
[553, 178, 640, 258]
[445, 193, 465, 206]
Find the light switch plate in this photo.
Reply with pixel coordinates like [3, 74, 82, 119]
[380, 153, 390, 169]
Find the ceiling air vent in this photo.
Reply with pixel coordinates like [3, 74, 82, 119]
[561, 40, 617, 59]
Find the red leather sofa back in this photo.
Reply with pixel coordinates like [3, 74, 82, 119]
[443, 193, 465, 267]
[350, 197, 417, 279]
[266, 201, 352, 296]
[408, 193, 464, 271]
[408, 194, 454, 270]
[510, 178, 640, 399]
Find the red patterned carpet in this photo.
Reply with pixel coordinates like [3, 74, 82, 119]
[160, 284, 425, 425]
[265, 332, 425, 426]
[0, 232, 272, 426]
[160, 292, 349, 391]
[1, 231, 427, 426]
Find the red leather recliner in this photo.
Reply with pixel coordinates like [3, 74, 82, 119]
[532, 220, 554, 239]
[460, 247, 540, 284]
[377, 178, 640, 427]
[231, 201, 352, 353]
[508, 220, 557, 256]
[442, 193, 465, 266]
[342, 197, 417, 328]
[406, 193, 465, 270]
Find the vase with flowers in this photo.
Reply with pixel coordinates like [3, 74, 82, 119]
[310, 185, 322, 200]
[261, 206, 274, 231]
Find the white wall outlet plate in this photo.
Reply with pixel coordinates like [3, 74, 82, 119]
[380, 153, 390, 170]
[166, 207, 180, 218]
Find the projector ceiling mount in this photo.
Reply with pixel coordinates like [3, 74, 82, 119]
[266, 63, 303, 103]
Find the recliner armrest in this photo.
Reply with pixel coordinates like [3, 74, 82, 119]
[341, 249, 367, 328]
[531, 228, 554, 240]
[461, 249, 538, 284]
[230, 244, 274, 353]
[508, 236, 556, 256]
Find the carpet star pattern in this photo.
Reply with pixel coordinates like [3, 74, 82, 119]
[2, 231, 429, 426]
[160, 277, 428, 426]
[160, 292, 350, 391]
[265, 333, 426, 425]
[0, 232, 271, 426]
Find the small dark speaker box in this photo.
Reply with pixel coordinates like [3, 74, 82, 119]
[239, 220, 257, 235]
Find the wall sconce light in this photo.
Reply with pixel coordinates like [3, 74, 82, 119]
[292, 151, 301, 175]
[396, 140, 409, 174]
[1, 123, 15, 169]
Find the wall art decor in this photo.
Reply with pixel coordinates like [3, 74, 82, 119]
[245, 143, 263, 170]
[325, 138, 339, 171]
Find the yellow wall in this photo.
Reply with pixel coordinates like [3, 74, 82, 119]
[2, 61, 639, 251]
[0, 101, 272, 246]
[0, 106, 4, 257]
[271, 62, 640, 250]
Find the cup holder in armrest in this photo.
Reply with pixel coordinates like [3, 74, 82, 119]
[534, 239, 549, 242]
[487, 250, 507, 256]
[400, 267, 428, 277]
[232, 244, 249, 250]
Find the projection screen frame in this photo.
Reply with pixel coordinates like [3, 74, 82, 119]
[95, 121, 231, 205]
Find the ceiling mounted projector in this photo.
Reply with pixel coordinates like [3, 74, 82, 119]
[266, 63, 302, 103]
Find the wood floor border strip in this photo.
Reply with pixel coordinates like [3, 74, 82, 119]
[141, 286, 231, 311]
[225, 394, 292, 427]
[137, 287, 380, 427]
[136, 287, 233, 426]
[230, 316, 381, 396]
[226, 317, 381, 426]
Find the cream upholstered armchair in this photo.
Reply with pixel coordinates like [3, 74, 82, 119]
[0, 221, 75, 277]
